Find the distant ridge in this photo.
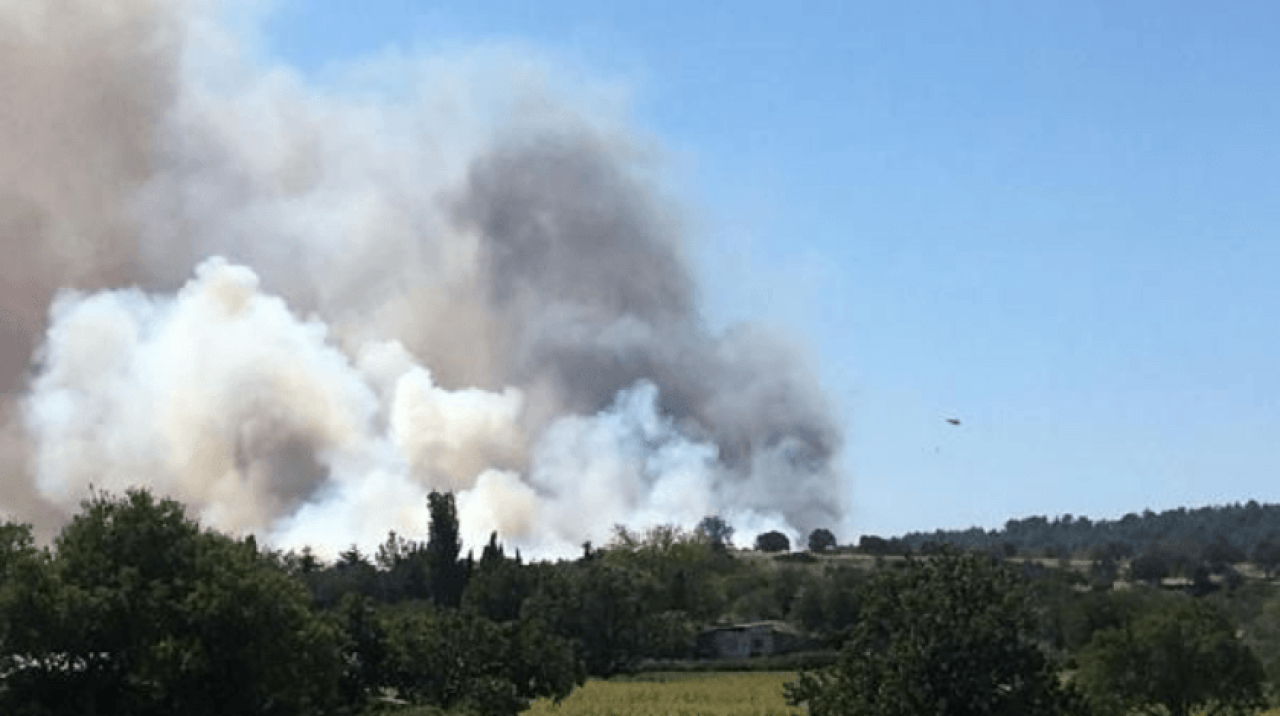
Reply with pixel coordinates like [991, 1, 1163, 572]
[871, 501, 1280, 562]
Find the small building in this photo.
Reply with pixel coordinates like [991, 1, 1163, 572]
[1159, 576, 1193, 589]
[696, 620, 809, 659]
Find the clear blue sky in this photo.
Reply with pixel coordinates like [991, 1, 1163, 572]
[259, 1, 1280, 540]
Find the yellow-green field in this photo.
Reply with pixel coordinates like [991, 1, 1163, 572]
[523, 672, 802, 716]
[521, 674, 1280, 716]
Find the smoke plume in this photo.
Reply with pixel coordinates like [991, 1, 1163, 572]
[2, 0, 842, 557]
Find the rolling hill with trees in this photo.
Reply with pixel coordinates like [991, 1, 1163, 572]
[865, 501, 1280, 572]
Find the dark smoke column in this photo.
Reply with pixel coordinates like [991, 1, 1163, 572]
[453, 132, 844, 535]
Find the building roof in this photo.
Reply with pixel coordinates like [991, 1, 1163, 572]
[701, 620, 803, 636]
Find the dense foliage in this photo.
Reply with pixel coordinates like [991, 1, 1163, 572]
[808, 528, 837, 553]
[5, 492, 1280, 715]
[368, 602, 580, 715]
[785, 550, 1084, 716]
[754, 531, 791, 553]
[0, 490, 347, 716]
[1076, 598, 1265, 716]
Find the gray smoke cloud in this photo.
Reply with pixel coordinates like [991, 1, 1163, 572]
[1, 0, 843, 556]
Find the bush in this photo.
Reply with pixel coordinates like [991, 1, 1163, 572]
[773, 552, 817, 564]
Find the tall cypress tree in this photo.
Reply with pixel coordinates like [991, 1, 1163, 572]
[480, 532, 505, 571]
[426, 491, 466, 608]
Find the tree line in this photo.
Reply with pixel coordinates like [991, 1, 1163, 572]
[859, 501, 1280, 580]
[0, 488, 849, 715]
[3, 489, 1279, 715]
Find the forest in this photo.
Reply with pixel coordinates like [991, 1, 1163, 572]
[885, 501, 1280, 568]
[3, 489, 1280, 716]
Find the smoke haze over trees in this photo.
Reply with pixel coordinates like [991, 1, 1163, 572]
[0, 0, 843, 557]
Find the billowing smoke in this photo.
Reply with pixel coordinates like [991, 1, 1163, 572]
[1, 0, 842, 557]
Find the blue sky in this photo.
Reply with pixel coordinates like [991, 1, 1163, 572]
[259, 1, 1280, 540]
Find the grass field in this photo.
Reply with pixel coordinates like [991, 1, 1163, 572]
[523, 671, 802, 716]
[519, 673, 1280, 716]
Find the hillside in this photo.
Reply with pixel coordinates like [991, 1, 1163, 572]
[866, 501, 1280, 572]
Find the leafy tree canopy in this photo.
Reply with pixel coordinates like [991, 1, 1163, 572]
[522, 557, 658, 676]
[808, 528, 837, 553]
[755, 531, 790, 553]
[1252, 537, 1280, 579]
[786, 549, 1083, 716]
[1076, 597, 1265, 716]
[373, 602, 580, 716]
[696, 515, 734, 549]
[0, 489, 347, 716]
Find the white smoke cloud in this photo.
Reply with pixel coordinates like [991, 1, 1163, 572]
[389, 362, 525, 491]
[21, 259, 796, 558]
[24, 257, 382, 534]
[3, 0, 843, 558]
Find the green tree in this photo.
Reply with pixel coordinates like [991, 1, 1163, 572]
[479, 531, 505, 569]
[808, 528, 837, 553]
[786, 550, 1083, 716]
[606, 524, 729, 620]
[695, 515, 734, 550]
[858, 534, 891, 554]
[1129, 550, 1171, 584]
[0, 489, 347, 716]
[1252, 537, 1280, 579]
[464, 536, 533, 623]
[522, 558, 655, 676]
[426, 490, 467, 608]
[337, 545, 378, 594]
[378, 603, 580, 715]
[638, 609, 698, 659]
[1076, 597, 1265, 716]
[0, 521, 59, 686]
[788, 563, 864, 640]
[335, 593, 389, 706]
[1201, 535, 1245, 573]
[374, 530, 428, 602]
[1056, 588, 1173, 654]
[755, 530, 790, 553]
[1240, 592, 1280, 703]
